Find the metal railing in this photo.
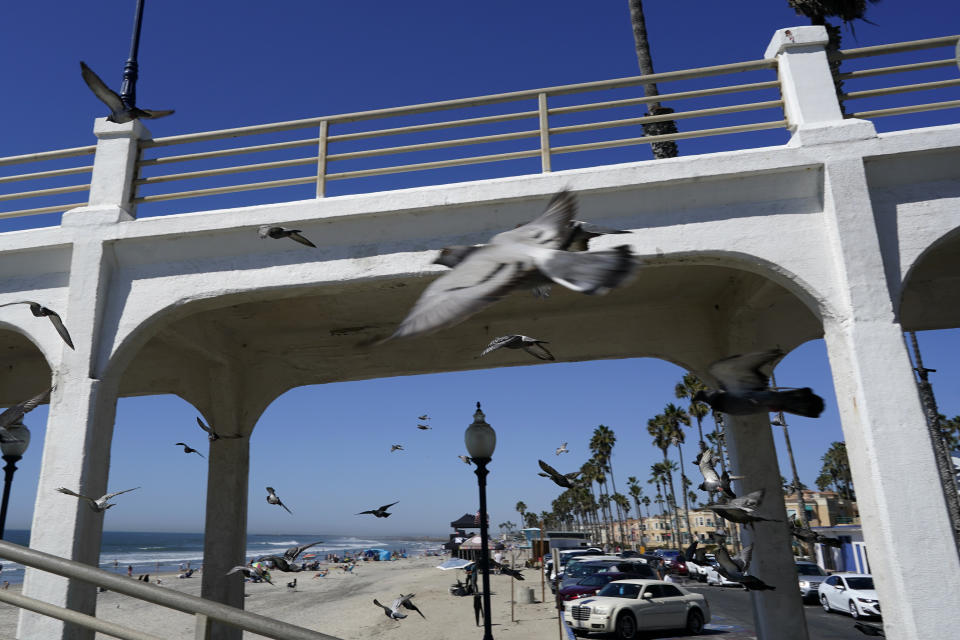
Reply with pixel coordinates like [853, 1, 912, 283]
[0, 145, 95, 220]
[0, 539, 341, 640]
[130, 57, 784, 209]
[836, 34, 960, 120]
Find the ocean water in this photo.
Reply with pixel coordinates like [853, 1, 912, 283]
[0, 530, 441, 585]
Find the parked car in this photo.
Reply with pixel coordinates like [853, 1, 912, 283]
[564, 579, 710, 638]
[652, 549, 688, 575]
[558, 569, 657, 601]
[795, 561, 829, 602]
[818, 573, 880, 619]
[701, 557, 743, 588]
[561, 559, 655, 590]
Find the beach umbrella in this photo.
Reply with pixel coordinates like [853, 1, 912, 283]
[436, 558, 474, 570]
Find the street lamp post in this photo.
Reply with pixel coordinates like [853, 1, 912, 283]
[119, 0, 147, 110]
[465, 402, 496, 640]
[0, 421, 31, 539]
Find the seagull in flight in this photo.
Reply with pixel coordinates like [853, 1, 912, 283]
[537, 460, 581, 489]
[693, 349, 824, 418]
[258, 225, 317, 248]
[391, 444, 404, 452]
[357, 501, 399, 518]
[0, 301, 74, 349]
[266, 487, 293, 514]
[56, 486, 139, 513]
[226, 564, 274, 585]
[701, 489, 780, 528]
[386, 190, 635, 340]
[174, 442, 205, 458]
[555, 442, 568, 456]
[458, 455, 473, 465]
[0, 388, 52, 431]
[79, 61, 174, 124]
[195, 416, 242, 442]
[481, 335, 555, 361]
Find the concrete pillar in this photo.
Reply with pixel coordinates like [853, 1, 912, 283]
[766, 26, 875, 146]
[85, 117, 149, 219]
[819, 158, 960, 638]
[723, 412, 809, 640]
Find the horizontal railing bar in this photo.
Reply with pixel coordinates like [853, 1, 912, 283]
[837, 58, 956, 80]
[0, 540, 341, 640]
[551, 120, 788, 155]
[0, 183, 90, 203]
[136, 156, 318, 185]
[138, 138, 319, 167]
[328, 110, 539, 143]
[835, 34, 959, 60]
[143, 59, 776, 147]
[327, 149, 540, 181]
[0, 145, 96, 168]
[327, 129, 540, 162]
[842, 77, 960, 100]
[0, 202, 87, 219]
[134, 175, 314, 203]
[0, 589, 164, 640]
[848, 98, 960, 119]
[549, 100, 784, 135]
[0, 165, 94, 185]
[548, 80, 782, 116]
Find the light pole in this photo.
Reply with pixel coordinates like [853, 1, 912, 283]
[465, 402, 496, 640]
[0, 421, 31, 539]
[119, 0, 147, 110]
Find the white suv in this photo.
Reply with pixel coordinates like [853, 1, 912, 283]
[818, 573, 880, 619]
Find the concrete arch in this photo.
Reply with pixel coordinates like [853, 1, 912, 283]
[0, 320, 55, 407]
[900, 223, 960, 331]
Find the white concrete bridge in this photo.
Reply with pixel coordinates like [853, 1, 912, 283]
[1, 26, 959, 640]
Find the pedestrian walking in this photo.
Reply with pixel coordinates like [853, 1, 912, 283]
[127, 565, 132, 578]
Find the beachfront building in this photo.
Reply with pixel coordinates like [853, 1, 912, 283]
[783, 490, 859, 528]
[611, 511, 730, 549]
[1, 26, 959, 640]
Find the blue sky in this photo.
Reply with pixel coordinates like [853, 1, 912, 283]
[1, 1, 958, 536]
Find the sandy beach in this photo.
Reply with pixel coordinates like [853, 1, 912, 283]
[0, 555, 562, 639]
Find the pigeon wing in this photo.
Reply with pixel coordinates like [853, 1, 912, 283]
[491, 190, 576, 249]
[733, 489, 765, 511]
[538, 459, 561, 477]
[102, 487, 140, 501]
[378, 501, 399, 511]
[135, 108, 175, 120]
[80, 62, 125, 115]
[734, 543, 753, 572]
[0, 387, 52, 428]
[196, 417, 214, 435]
[481, 335, 520, 357]
[44, 312, 75, 349]
[390, 248, 527, 339]
[524, 342, 555, 361]
[708, 349, 782, 393]
[288, 232, 317, 248]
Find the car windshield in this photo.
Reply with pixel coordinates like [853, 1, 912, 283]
[846, 577, 874, 590]
[567, 562, 615, 578]
[580, 575, 616, 587]
[797, 565, 826, 576]
[596, 583, 642, 599]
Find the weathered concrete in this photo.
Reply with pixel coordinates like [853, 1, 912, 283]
[3, 25, 959, 640]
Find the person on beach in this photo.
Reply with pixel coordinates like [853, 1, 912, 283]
[127, 565, 132, 577]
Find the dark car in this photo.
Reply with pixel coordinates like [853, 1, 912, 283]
[558, 569, 658, 601]
[561, 560, 657, 590]
[654, 550, 688, 576]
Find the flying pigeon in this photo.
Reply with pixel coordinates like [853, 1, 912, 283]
[537, 459, 581, 489]
[695, 448, 738, 499]
[790, 519, 842, 548]
[555, 442, 568, 456]
[693, 349, 824, 418]
[265, 487, 292, 514]
[397, 593, 426, 618]
[391, 444, 404, 452]
[854, 621, 886, 637]
[418, 414, 429, 420]
[0, 388, 52, 430]
[195, 416, 242, 442]
[386, 190, 635, 340]
[480, 335, 555, 361]
[56, 486, 139, 513]
[284, 540, 325, 563]
[701, 489, 781, 528]
[226, 564, 274, 585]
[562, 221, 630, 252]
[458, 455, 473, 465]
[712, 542, 775, 591]
[417, 424, 432, 430]
[489, 560, 525, 580]
[357, 501, 399, 518]
[254, 555, 300, 572]
[373, 594, 421, 620]
[0, 301, 74, 349]
[683, 540, 709, 565]
[174, 442, 205, 458]
[79, 61, 174, 124]
[258, 225, 317, 248]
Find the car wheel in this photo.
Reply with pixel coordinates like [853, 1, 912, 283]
[615, 611, 639, 640]
[849, 601, 861, 619]
[821, 595, 831, 612]
[685, 609, 705, 634]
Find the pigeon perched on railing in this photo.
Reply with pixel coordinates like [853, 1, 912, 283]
[481, 335, 555, 361]
[79, 62, 174, 124]
[386, 190, 635, 339]
[0, 301, 74, 349]
[693, 349, 824, 418]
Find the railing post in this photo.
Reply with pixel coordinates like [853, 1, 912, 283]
[765, 26, 874, 145]
[65, 117, 149, 224]
[316, 120, 328, 198]
[537, 93, 551, 172]
[195, 613, 211, 640]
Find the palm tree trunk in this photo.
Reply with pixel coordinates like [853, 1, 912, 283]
[626, 0, 679, 158]
[607, 459, 626, 546]
[676, 443, 693, 544]
[663, 458, 681, 548]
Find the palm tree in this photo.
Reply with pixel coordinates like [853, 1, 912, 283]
[591, 425, 626, 542]
[627, 477, 645, 549]
[581, 459, 607, 542]
[706, 411, 729, 475]
[613, 493, 631, 544]
[662, 403, 694, 543]
[648, 413, 684, 546]
[627, 0, 679, 158]
[515, 501, 527, 528]
[819, 442, 855, 500]
[675, 373, 710, 452]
